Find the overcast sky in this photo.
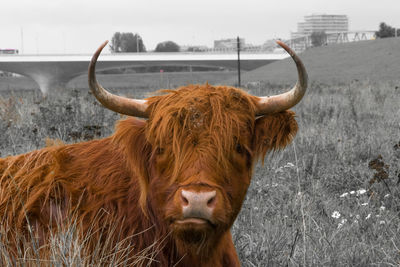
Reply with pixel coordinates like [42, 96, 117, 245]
[1, 0, 399, 54]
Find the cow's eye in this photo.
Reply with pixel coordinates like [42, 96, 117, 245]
[235, 143, 243, 154]
[156, 147, 164, 155]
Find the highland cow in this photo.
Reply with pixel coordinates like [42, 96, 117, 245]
[0, 40, 307, 266]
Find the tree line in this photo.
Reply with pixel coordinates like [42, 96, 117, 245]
[375, 22, 399, 38]
[110, 32, 179, 53]
[113, 22, 398, 52]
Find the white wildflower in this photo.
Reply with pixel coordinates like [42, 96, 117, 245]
[350, 191, 355, 195]
[379, 220, 385, 225]
[338, 218, 347, 228]
[365, 214, 371, 220]
[356, 189, 366, 196]
[380, 206, 385, 211]
[284, 162, 295, 168]
[340, 192, 349, 198]
[332, 211, 341, 219]
[361, 202, 368, 206]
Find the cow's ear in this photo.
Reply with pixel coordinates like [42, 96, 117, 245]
[253, 110, 298, 162]
[113, 118, 152, 210]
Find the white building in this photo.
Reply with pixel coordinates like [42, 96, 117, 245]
[214, 38, 245, 51]
[291, 14, 349, 50]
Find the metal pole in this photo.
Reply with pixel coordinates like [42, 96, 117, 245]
[20, 27, 24, 54]
[137, 35, 139, 53]
[237, 36, 241, 87]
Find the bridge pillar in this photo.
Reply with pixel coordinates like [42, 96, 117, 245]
[0, 62, 82, 94]
[25, 72, 71, 94]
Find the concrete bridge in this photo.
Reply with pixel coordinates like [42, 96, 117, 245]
[0, 52, 287, 93]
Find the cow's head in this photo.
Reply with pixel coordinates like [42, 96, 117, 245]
[88, 41, 307, 254]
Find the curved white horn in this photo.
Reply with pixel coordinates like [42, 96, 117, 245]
[88, 41, 149, 118]
[255, 40, 308, 115]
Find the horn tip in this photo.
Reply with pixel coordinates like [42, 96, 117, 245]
[98, 40, 109, 53]
[275, 40, 293, 56]
[101, 40, 109, 48]
[91, 41, 109, 64]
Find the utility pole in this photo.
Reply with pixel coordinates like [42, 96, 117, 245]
[35, 34, 39, 54]
[136, 34, 140, 53]
[237, 36, 241, 87]
[20, 27, 24, 54]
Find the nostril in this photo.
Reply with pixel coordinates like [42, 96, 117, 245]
[181, 193, 189, 206]
[207, 195, 216, 208]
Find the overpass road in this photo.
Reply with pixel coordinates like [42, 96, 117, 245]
[0, 52, 287, 93]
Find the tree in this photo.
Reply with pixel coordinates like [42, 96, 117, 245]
[311, 31, 327, 47]
[375, 22, 400, 38]
[155, 41, 180, 52]
[110, 32, 146, 53]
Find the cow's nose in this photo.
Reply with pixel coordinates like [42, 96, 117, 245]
[180, 190, 217, 220]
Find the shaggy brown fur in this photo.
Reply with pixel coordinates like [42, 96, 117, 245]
[0, 84, 298, 266]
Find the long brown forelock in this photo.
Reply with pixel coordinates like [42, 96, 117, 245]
[145, 84, 256, 181]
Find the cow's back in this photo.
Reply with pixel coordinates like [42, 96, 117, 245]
[0, 137, 143, 247]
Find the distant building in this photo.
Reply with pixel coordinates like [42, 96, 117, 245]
[0, 48, 19, 55]
[214, 38, 245, 51]
[0, 49, 19, 77]
[297, 14, 348, 34]
[291, 14, 349, 50]
[180, 45, 209, 52]
[261, 39, 278, 52]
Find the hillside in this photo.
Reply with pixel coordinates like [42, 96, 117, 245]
[227, 37, 400, 85]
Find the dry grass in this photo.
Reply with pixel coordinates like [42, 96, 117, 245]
[0, 213, 162, 266]
[233, 80, 400, 266]
[0, 78, 399, 266]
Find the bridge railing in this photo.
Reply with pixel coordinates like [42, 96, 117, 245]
[286, 30, 376, 52]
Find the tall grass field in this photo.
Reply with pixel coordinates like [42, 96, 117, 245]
[1, 38, 400, 266]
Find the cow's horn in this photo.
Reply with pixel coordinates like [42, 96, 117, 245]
[255, 40, 308, 116]
[88, 40, 149, 118]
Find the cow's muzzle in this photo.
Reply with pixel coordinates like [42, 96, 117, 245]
[175, 189, 217, 225]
